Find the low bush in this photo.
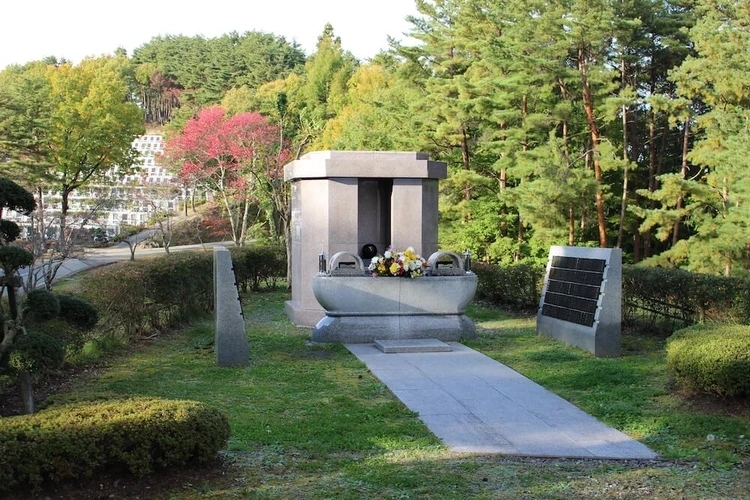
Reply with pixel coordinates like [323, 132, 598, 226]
[232, 244, 287, 292]
[7, 332, 65, 374]
[82, 252, 214, 339]
[24, 289, 60, 321]
[56, 294, 100, 331]
[623, 266, 750, 330]
[473, 262, 544, 309]
[0, 397, 231, 492]
[666, 323, 750, 398]
[78, 245, 283, 342]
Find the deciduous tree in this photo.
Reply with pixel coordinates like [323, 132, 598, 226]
[0, 56, 144, 288]
[164, 106, 286, 248]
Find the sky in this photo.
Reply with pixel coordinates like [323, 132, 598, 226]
[0, 0, 419, 69]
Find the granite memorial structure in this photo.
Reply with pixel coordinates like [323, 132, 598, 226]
[282, 150, 478, 344]
[283, 150, 449, 327]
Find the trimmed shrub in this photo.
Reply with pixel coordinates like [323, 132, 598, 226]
[82, 262, 152, 339]
[8, 332, 65, 374]
[141, 251, 213, 321]
[666, 323, 750, 398]
[79, 245, 282, 341]
[57, 294, 99, 331]
[0, 246, 34, 273]
[0, 397, 231, 492]
[25, 289, 61, 321]
[82, 252, 214, 339]
[231, 244, 286, 292]
[473, 262, 544, 309]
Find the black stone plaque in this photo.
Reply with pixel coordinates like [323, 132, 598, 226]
[540, 257, 606, 327]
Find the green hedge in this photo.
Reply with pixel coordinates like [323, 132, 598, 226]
[471, 261, 750, 328]
[81, 245, 286, 339]
[473, 262, 544, 309]
[623, 266, 750, 329]
[231, 244, 287, 292]
[82, 252, 214, 339]
[0, 397, 230, 492]
[666, 323, 750, 398]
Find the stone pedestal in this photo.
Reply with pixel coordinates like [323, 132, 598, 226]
[283, 151, 447, 327]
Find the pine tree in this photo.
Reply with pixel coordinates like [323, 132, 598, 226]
[640, 0, 750, 276]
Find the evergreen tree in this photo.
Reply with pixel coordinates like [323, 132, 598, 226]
[639, 0, 750, 276]
[302, 24, 358, 150]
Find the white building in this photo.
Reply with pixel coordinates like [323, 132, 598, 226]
[97, 134, 183, 233]
[6, 134, 186, 238]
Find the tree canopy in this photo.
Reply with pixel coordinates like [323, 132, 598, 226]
[1, 9, 747, 277]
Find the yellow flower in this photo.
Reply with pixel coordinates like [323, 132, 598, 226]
[389, 262, 401, 275]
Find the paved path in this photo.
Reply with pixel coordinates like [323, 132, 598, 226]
[346, 342, 657, 459]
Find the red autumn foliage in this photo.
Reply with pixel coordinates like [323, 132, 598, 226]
[164, 106, 282, 191]
[162, 106, 290, 246]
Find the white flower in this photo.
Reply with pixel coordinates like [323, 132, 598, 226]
[371, 256, 381, 265]
[384, 250, 392, 259]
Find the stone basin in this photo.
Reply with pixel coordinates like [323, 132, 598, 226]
[311, 251, 478, 343]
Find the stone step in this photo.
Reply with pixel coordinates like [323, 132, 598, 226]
[374, 339, 452, 353]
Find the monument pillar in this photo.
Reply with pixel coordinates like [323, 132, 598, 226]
[390, 178, 440, 257]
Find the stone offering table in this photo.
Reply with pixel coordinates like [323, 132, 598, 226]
[311, 251, 477, 343]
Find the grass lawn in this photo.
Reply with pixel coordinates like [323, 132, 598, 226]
[26, 289, 750, 499]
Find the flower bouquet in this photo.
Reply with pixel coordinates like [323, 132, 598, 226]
[368, 246, 427, 278]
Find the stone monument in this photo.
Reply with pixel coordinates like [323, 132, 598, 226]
[537, 246, 622, 357]
[283, 151, 448, 327]
[214, 246, 249, 366]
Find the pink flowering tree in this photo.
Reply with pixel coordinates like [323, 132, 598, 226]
[164, 106, 289, 247]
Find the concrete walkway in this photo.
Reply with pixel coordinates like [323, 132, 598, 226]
[346, 342, 658, 460]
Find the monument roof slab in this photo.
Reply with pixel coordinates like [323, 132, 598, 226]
[284, 150, 447, 181]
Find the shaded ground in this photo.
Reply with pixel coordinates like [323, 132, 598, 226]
[2, 458, 232, 500]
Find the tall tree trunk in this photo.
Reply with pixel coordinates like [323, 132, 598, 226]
[617, 93, 629, 249]
[633, 225, 642, 262]
[3, 284, 35, 414]
[515, 216, 523, 263]
[672, 119, 690, 246]
[37, 186, 46, 251]
[461, 126, 472, 202]
[579, 47, 608, 248]
[568, 205, 575, 246]
[644, 110, 658, 258]
[19, 370, 35, 414]
[60, 188, 70, 248]
[238, 196, 251, 248]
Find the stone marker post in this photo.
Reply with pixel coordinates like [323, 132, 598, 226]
[213, 246, 248, 366]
